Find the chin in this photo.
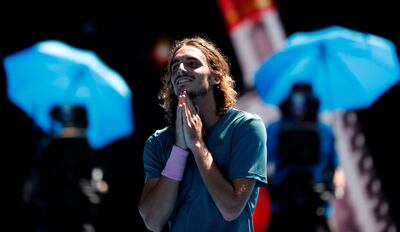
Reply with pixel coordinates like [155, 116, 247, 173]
[176, 86, 190, 94]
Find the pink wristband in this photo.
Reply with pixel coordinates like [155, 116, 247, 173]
[161, 145, 189, 181]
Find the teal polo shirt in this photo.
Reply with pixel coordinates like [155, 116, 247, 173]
[143, 108, 267, 232]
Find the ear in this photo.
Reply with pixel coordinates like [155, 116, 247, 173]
[210, 73, 221, 85]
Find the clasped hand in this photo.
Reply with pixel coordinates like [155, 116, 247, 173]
[175, 91, 203, 150]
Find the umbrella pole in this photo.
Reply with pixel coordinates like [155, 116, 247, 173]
[329, 111, 396, 232]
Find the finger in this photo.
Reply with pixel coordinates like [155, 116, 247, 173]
[182, 94, 197, 116]
[180, 93, 191, 120]
[182, 101, 190, 126]
[176, 95, 182, 124]
[183, 96, 201, 129]
[175, 95, 187, 149]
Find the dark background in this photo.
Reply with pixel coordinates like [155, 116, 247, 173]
[1, 0, 399, 230]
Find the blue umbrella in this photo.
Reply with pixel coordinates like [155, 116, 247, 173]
[3, 40, 134, 149]
[254, 25, 400, 112]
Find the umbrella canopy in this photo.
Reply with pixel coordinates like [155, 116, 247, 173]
[254, 25, 400, 112]
[3, 40, 134, 149]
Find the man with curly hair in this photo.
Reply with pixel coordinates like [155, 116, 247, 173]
[138, 36, 267, 232]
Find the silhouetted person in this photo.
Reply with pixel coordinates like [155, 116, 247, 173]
[32, 105, 96, 232]
[266, 83, 341, 232]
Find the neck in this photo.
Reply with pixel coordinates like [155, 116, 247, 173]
[192, 95, 220, 128]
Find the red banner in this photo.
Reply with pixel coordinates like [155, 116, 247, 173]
[218, 0, 286, 88]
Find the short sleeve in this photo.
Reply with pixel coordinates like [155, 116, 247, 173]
[143, 134, 165, 180]
[229, 117, 267, 186]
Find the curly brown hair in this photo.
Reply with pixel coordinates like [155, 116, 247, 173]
[158, 36, 238, 124]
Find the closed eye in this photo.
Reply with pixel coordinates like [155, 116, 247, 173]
[186, 60, 201, 69]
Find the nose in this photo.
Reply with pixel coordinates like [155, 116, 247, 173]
[177, 63, 185, 75]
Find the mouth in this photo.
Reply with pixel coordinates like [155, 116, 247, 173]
[175, 77, 192, 86]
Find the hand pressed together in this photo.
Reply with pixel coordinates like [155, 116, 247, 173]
[175, 91, 204, 151]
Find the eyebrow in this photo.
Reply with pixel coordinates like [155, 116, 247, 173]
[170, 58, 180, 68]
[171, 56, 200, 68]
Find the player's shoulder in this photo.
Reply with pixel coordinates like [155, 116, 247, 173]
[148, 126, 174, 141]
[229, 107, 263, 122]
